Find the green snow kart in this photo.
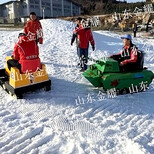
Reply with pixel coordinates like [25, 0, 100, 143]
[83, 57, 154, 94]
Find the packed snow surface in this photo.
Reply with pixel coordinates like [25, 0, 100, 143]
[0, 19, 154, 154]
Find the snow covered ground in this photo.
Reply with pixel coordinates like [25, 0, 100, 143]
[0, 19, 154, 154]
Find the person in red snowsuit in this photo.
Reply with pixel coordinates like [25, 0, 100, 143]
[71, 17, 83, 66]
[71, 17, 83, 47]
[110, 34, 144, 71]
[7, 33, 39, 71]
[71, 19, 95, 71]
[24, 12, 43, 44]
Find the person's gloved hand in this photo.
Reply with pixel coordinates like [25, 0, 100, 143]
[92, 45, 95, 51]
[39, 38, 43, 44]
[110, 55, 113, 58]
[120, 62, 124, 66]
[11, 55, 14, 59]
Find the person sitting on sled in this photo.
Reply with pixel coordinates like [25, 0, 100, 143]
[7, 33, 40, 72]
[110, 34, 143, 71]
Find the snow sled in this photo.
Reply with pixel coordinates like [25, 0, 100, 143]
[0, 57, 51, 99]
[83, 57, 154, 94]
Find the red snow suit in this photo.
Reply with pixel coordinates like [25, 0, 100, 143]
[119, 45, 138, 65]
[13, 36, 40, 73]
[24, 19, 43, 44]
[73, 26, 95, 49]
[110, 44, 142, 71]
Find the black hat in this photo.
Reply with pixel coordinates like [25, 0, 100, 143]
[18, 33, 26, 38]
[30, 12, 36, 16]
[76, 17, 82, 21]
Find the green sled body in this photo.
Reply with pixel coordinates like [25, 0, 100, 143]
[83, 58, 154, 93]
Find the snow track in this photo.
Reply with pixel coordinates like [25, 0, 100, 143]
[0, 19, 154, 153]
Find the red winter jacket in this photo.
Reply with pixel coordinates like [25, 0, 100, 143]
[120, 45, 138, 65]
[24, 19, 43, 44]
[74, 26, 95, 49]
[111, 44, 138, 65]
[13, 36, 39, 64]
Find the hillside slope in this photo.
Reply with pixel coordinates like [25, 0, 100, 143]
[0, 19, 154, 154]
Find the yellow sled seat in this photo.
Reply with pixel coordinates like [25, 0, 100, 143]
[9, 64, 49, 88]
[3, 56, 51, 98]
[5, 57, 50, 88]
[5, 56, 12, 76]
